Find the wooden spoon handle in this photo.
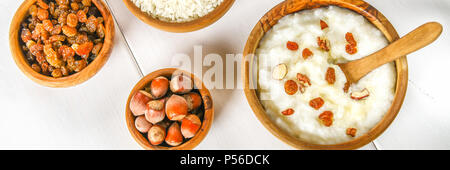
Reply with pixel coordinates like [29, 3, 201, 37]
[340, 22, 443, 83]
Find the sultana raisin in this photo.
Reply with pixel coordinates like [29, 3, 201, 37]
[319, 111, 333, 127]
[86, 15, 98, 33]
[56, 0, 69, 6]
[21, 28, 32, 43]
[325, 67, 336, 85]
[49, 35, 66, 42]
[309, 97, 325, 110]
[29, 5, 38, 17]
[44, 44, 63, 68]
[302, 48, 313, 60]
[91, 43, 103, 56]
[284, 80, 298, 95]
[37, 0, 49, 10]
[31, 63, 42, 73]
[42, 19, 54, 32]
[286, 41, 299, 51]
[66, 13, 78, 27]
[51, 68, 63, 78]
[58, 45, 75, 61]
[82, 0, 92, 7]
[77, 10, 88, 23]
[37, 8, 49, 21]
[74, 59, 87, 72]
[62, 25, 77, 37]
[75, 41, 94, 58]
[96, 23, 105, 38]
[50, 24, 62, 35]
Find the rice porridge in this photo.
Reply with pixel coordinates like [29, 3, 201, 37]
[257, 6, 396, 145]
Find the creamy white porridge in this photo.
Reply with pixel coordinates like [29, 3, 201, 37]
[257, 6, 397, 145]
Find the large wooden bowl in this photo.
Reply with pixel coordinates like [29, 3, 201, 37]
[122, 0, 235, 33]
[9, 0, 115, 88]
[242, 0, 408, 150]
[125, 68, 214, 150]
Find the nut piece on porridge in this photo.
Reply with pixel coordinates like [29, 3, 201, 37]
[309, 97, 325, 110]
[302, 48, 313, 60]
[319, 111, 334, 127]
[282, 108, 295, 116]
[284, 80, 298, 95]
[350, 88, 370, 100]
[345, 32, 358, 54]
[343, 81, 351, 93]
[286, 41, 299, 51]
[325, 67, 336, 85]
[346, 128, 357, 137]
[272, 64, 288, 80]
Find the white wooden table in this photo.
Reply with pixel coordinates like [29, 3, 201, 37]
[0, 0, 449, 150]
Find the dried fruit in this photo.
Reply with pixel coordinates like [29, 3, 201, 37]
[181, 114, 201, 139]
[31, 63, 41, 73]
[86, 15, 98, 33]
[150, 76, 169, 99]
[309, 97, 325, 110]
[320, 20, 329, 30]
[43, 44, 63, 68]
[73, 59, 87, 72]
[317, 37, 330, 51]
[166, 95, 189, 121]
[350, 88, 370, 100]
[272, 64, 287, 80]
[77, 10, 88, 23]
[286, 41, 299, 51]
[51, 68, 63, 78]
[346, 44, 358, 55]
[302, 48, 313, 60]
[42, 19, 53, 32]
[148, 125, 165, 145]
[74, 41, 94, 58]
[135, 115, 152, 133]
[66, 13, 78, 28]
[37, 8, 49, 21]
[319, 111, 333, 127]
[130, 90, 153, 116]
[37, 0, 49, 9]
[284, 80, 298, 95]
[346, 128, 357, 137]
[297, 73, 311, 86]
[21, 28, 32, 43]
[325, 67, 336, 85]
[62, 25, 77, 37]
[165, 122, 184, 147]
[281, 108, 295, 116]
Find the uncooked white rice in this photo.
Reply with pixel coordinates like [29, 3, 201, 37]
[131, 0, 224, 23]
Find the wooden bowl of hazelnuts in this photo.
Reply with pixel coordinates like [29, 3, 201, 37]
[125, 68, 214, 150]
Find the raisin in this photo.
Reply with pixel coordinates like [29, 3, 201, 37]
[325, 67, 336, 85]
[77, 10, 87, 23]
[91, 43, 103, 56]
[56, 0, 70, 6]
[319, 111, 333, 127]
[281, 108, 295, 116]
[50, 24, 62, 35]
[51, 69, 63, 78]
[44, 44, 63, 68]
[286, 41, 299, 51]
[96, 23, 105, 38]
[82, 0, 92, 7]
[37, 0, 49, 10]
[29, 5, 38, 17]
[49, 35, 66, 42]
[320, 20, 328, 30]
[41, 62, 49, 74]
[66, 13, 78, 27]
[346, 128, 357, 137]
[37, 8, 49, 21]
[302, 48, 313, 60]
[86, 15, 98, 32]
[31, 63, 42, 73]
[284, 80, 298, 95]
[317, 37, 330, 51]
[74, 59, 87, 72]
[42, 19, 53, 31]
[309, 97, 325, 110]
[21, 28, 32, 43]
[75, 41, 94, 58]
[71, 2, 79, 11]
[58, 45, 75, 61]
[62, 25, 77, 37]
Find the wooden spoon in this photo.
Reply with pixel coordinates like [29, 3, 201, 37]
[338, 22, 443, 84]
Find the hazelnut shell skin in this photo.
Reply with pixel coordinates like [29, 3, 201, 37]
[170, 75, 193, 94]
[183, 92, 202, 111]
[150, 76, 169, 99]
[165, 122, 184, 147]
[130, 90, 152, 116]
[135, 115, 152, 133]
[165, 95, 189, 121]
[181, 114, 201, 138]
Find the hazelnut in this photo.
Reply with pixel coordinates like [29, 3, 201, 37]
[165, 95, 188, 121]
[145, 106, 165, 124]
[183, 92, 202, 111]
[150, 76, 169, 99]
[181, 114, 202, 138]
[170, 74, 193, 94]
[148, 125, 166, 145]
[135, 115, 152, 133]
[165, 122, 184, 147]
[130, 90, 153, 116]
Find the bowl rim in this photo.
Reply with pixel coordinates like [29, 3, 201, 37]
[122, 0, 235, 33]
[9, 0, 115, 88]
[242, 0, 408, 150]
[125, 68, 214, 150]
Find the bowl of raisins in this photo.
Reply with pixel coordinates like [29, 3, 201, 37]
[9, 0, 115, 88]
